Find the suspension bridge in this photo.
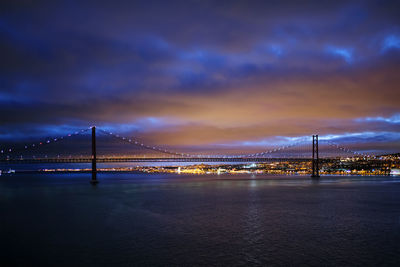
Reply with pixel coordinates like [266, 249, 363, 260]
[0, 126, 395, 183]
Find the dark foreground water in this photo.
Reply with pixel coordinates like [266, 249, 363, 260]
[1, 173, 400, 266]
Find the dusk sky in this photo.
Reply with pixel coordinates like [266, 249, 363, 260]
[1, 0, 400, 153]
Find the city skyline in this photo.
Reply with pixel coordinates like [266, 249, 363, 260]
[1, 0, 400, 153]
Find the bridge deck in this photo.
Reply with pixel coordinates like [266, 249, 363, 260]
[1, 157, 317, 163]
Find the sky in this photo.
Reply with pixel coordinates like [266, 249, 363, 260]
[1, 0, 400, 154]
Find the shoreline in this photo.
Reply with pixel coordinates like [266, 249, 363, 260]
[1, 169, 397, 177]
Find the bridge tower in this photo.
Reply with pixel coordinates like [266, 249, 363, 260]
[90, 126, 99, 185]
[311, 135, 320, 178]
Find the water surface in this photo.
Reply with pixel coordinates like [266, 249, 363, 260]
[1, 173, 400, 266]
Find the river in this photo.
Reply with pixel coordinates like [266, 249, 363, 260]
[1, 173, 399, 266]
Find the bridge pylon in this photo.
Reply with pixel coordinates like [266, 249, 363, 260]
[311, 134, 320, 178]
[90, 126, 99, 185]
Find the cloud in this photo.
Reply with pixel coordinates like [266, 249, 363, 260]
[355, 114, 400, 124]
[1, 0, 400, 154]
[382, 35, 400, 52]
[325, 46, 353, 63]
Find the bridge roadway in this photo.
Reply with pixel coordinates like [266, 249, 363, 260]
[1, 157, 317, 164]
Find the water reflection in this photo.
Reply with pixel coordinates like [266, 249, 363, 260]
[1, 173, 400, 266]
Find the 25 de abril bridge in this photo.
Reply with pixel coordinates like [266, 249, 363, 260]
[1, 126, 398, 183]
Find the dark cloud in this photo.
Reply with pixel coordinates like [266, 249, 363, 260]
[1, 0, 400, 153]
